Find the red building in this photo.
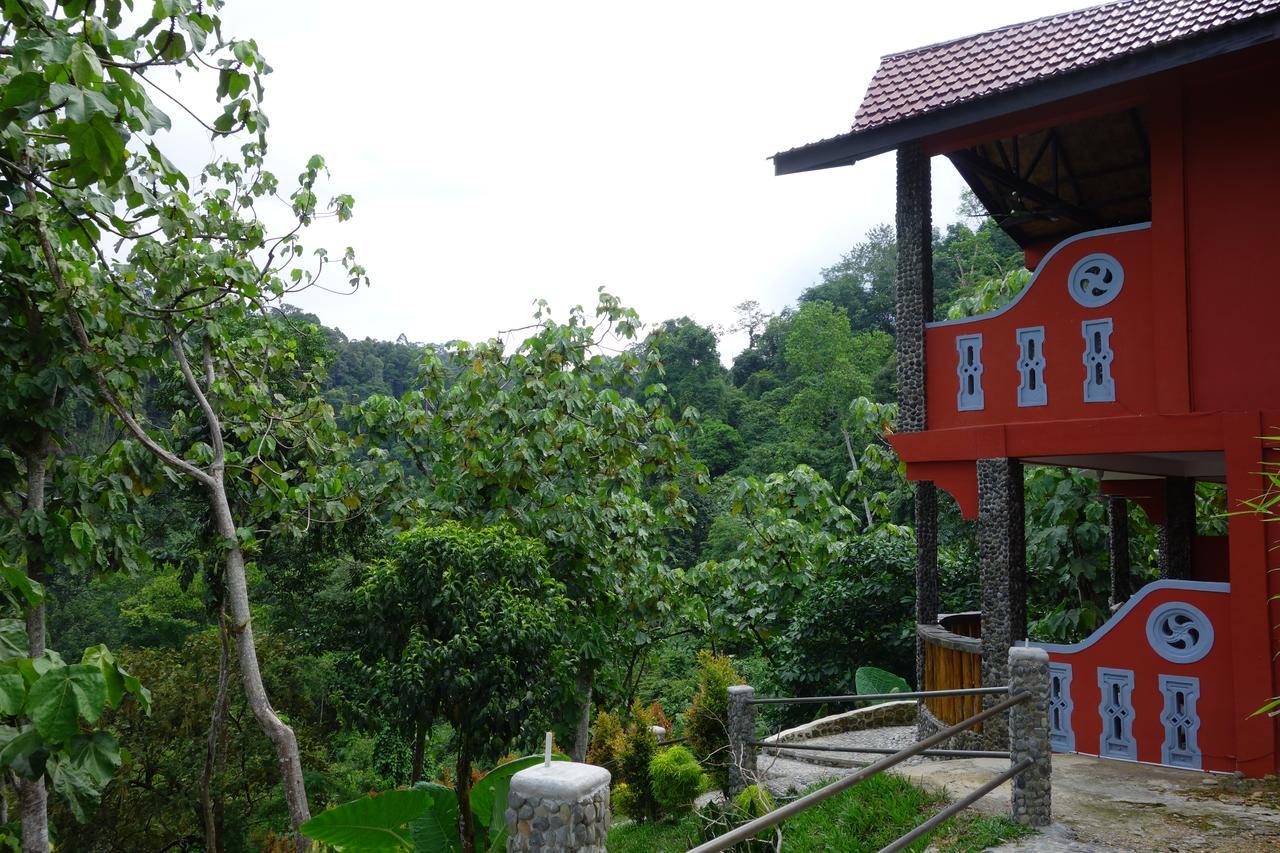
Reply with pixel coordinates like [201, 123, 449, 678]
[775, 0, 1280, 776]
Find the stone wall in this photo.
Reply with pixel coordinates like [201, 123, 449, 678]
[506, 762, 610, 852]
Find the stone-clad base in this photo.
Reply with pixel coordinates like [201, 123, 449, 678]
[506, 763, 610, 852]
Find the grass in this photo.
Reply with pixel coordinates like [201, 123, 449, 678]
[606, 773, 1036, 852]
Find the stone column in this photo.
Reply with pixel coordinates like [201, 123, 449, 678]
[1009, 646, 1052, 827]
[726, 685, 756, 798]
[895, 143, 938, 696]
[506, 762, 610, 852]
[1159, 476, 1195, 580]
[1108, 496, 1133, 606]
[978, 458, 1026, 748]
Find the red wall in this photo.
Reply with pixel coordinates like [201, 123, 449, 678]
[924, 226, 1157, 431]
[1184, 50, 1280, 412]
[1041, 583, 1235, 772]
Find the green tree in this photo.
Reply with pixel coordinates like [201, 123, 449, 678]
[0, 2, 378, 845]
[358, 522, 570, 853]
[359, 293, 702, 761]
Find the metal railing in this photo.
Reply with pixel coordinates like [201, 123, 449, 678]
[688, 646, 1052, 853]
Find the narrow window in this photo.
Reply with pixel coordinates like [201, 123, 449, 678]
[1017, 327, 1047, 407]
[1048, 663, 1075, 752]
[1159, 675, 1201, 769]
[1098, 668, 1136, 760]
[956, 334, 984, 411]
[1082, 319, 1115, 402]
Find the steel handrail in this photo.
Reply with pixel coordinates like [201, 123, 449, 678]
[685, 690, 1030, 853]
[754, 740, 1010, 759]
[748, 685, 1010, 705]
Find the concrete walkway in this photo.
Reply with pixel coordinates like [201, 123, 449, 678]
[756, 728, 1280, 851]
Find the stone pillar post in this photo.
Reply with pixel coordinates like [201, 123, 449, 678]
[1159, 476, 1195, 580]
[895, 143, 938, 696]
[1108, 496, 1133, 606]
[1009, 646, 1052, 827]
[978, 458, 1026, 748]
[726, 685, 756, 798]
[506, 763, 610, 852]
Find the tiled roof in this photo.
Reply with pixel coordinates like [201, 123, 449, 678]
[851, 0, 1280, 133]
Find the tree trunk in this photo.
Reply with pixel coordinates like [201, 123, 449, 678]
[411, 721, 426, 784]
[455, 739, 475, 853]
[201, 608, 233, 853]
[20, 447, 48, 853]
[571, 670, 593, 763]
[207, 478, 311, 851]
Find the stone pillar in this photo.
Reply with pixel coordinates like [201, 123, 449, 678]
[1009, 646, 1052, 827]
[914, 482, 939, 689]
[726, 685, 756, 798]
[978, 458, 1026, 748]
[895, 143, 938, 697]
[1159, 476, 1195, 580]
[506, 762, 610, 853]
[1108, 496, 1133, 606]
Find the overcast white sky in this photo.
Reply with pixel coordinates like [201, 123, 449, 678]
[182, 0, 1087, 358]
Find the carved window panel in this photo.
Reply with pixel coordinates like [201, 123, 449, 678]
[1082, 319, 1115, 403]
[1098, 667, 1136, 760]
[956, 333, 984, 411]
[1159, 675, 1201, 770]
[1048, 662, 1075, 752]
[1016, 326, 1047, 407]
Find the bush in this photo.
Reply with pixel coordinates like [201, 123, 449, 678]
[614, 718, 660, 822]
[649, 746, 704, 815]
[586, 710, 625, 777]
[685, 651, 743, 796]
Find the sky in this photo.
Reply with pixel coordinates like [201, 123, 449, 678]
[173, 0, 1089, 359]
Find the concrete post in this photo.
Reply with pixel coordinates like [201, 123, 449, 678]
[1009, 646, 1052, 827]
[506, 762, 610, 852]
[726, 685, 756, 798]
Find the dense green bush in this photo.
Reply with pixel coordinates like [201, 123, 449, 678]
[614, 718, 661, 822]
[649, 746, 705, 815]
[586, 710, 625, 779]
[685, 651, 743, 797]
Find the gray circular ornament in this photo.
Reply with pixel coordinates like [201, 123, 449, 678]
[1068, 253, 1124, 307]
[1145, 601, 1213, 664]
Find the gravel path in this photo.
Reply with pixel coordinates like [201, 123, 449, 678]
[756, 724, 927, 795]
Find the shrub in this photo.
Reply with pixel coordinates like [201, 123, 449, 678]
[612, 782, 638, 820]
[586, 710, 625, 777]
[685, 651, 743, 796]
[649, 746, 705, 815]
[614, 719, 660, 822]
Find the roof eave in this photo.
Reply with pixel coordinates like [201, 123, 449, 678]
[773, 12, 1280, 176]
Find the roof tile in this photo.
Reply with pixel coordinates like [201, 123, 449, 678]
[850, 0, 1280, 132]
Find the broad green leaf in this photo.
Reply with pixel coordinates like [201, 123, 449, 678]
[0, 620, 29, 662]
[409, 782, 459, 853]
[81, 645, 123, 708]
[854, 666, 910, 704]
[0, 565, 44, 608]
[69, 42, 104, 85]
[0, 666, 26, 716]
[0, 73, 47, 111]
[300, 789, 430, 849]
[50, 757, 103, 822]
[67, 731, 121, 786]
[0, 725, 46, 780]
[470, 754, 568, 837]
[27, 664, 108, 742]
